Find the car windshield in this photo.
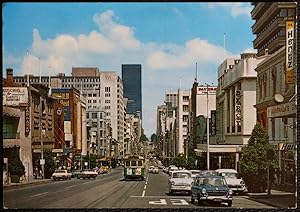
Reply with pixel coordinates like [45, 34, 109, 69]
[172, 172, 191, 178]
[55, 170, 66, 173]
[191, 171, 200, 175]
[199, 177, 226, 186]
[222, 172, 237, 178]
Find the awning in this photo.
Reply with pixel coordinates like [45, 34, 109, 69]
[3, 106, 21, 117]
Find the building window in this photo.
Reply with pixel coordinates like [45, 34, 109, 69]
[183, 105, 189, 112]
[92, 113, 97, 119]
[86, 113, 89, 119]
[93, 100, 97, 103]
[93, 94, 96, 97]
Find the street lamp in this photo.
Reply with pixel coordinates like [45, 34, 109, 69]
[39, 96, 46, 179]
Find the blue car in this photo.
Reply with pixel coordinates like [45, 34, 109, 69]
[191, 175, 233, 207]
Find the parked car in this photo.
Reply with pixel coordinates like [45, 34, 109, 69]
[77, 169, 98, 179]
[190, 170, 202, 179]
[168, 170, 193, 195]
[71, 170, 82, 178]
[199, 170, 218, 177]
[215, 169, 246, 194]
[52, 170, 71, 181]
[152, 166, 159, 174]
[191, 175, 233, 207]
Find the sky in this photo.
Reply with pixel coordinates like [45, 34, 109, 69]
[2, 2, 256, 137]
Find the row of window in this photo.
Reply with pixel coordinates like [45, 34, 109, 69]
[62, 78, 100, 83]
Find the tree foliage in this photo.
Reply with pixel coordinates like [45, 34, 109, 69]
[8, 146, 25, 176]
[44, 149, 56, 178]
[239, 124, 278, 192]
[140, 133, 148, 142]
[150, 133, 158, 142]
[170, 155, 186, 168]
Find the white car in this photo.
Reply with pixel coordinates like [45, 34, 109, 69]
[190, 170, 201, 179]
[215, 169, 246, 193]
[52, 170, 71, 181]
[77, 169, 98, 179]
[149, 166, 159, 174]
[168, 170, 193, 195]
[168, 165, 179, 176]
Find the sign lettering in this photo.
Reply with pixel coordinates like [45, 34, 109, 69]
[235, 90, 242, 127]
[25, 106, 30, 136]
[3, 87, 28, 106]
[149, 199, 167, 205]
[170, 199, 189, 206]
[286, 21, 295, 84]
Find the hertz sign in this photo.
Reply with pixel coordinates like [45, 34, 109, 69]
[286, 20, 295, 84]
[277, 143, 296, 151]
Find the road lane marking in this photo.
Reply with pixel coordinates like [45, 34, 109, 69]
[30, 192, 49, 198]
[83, 182, 90, 185]
[130, 196, 191, 198]
[170, 199, 189, 205]
[144, 185, 147, 190]
[142, 190, 146, 197]
[65, 185, 77, 189]
[149, 199, 167, 205]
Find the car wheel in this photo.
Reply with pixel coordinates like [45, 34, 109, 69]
[197, 194, 203, 206]
[53, 178, 56, 181]
[191, 195, 195, 204]
[227, 201, 232, 207]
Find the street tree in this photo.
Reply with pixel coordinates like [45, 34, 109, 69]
[170, 155, 186, 168]
[150, 133, 158, 142]
[239, 124, 278, 192]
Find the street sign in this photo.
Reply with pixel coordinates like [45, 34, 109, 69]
[40, 159, 45, 165]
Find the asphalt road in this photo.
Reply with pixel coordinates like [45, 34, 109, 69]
[3, 163, 274, 209]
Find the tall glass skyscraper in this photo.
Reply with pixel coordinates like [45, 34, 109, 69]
[122, 64, 142, 119]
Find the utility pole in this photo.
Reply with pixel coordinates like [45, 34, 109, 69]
[206, 84, 210, 171]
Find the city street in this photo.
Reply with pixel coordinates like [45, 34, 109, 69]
[4, 164, 274, 209]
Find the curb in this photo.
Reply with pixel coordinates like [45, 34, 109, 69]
[3, 180, 52, 191]
[246, 194, 296, 208]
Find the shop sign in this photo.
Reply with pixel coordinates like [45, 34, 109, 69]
[25, 106, 30, 136]
[235, 90, 242, 126]
[210, 110, 216, 136]
[197, 86, 217, 94]
[3, 87, 28, 106]
[267, 101, 296, 118]
[277, 143, 296, 151]
[286, 20, 295, 84]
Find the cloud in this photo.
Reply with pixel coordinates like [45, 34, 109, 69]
[204, 3, 252, 18]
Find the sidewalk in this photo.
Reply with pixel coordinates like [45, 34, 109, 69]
[3, 176, 52, 191]
[246, 189, 296, 208]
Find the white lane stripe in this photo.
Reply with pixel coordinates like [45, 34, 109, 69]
[65, 185, 77, 189]
[30, 192, 49, 198]
[142, 190, 145, 197]
[83, 182, 90, 185]
[144, 185, 147, 190]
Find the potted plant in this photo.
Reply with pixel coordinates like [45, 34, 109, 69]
[8, 146, 25, 183]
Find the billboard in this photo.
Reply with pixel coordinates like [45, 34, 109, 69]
[52, 89, 71, 121]
[3, 87, 28, 106]
[286, 20, 295, 84]
[197, 86, 217, 94]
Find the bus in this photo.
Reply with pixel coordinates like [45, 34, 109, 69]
[124, 155, 145, 181]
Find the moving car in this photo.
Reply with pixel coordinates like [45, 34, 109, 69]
[52, 170, 72, 181]
[149, 166, 159, 174]
[190, 170, 201, 179]
[191, 175, 233, 207]
[77, 169, 98, 179]
[168, 165, 179, 176]
[199, 170, 218, 177]
[215, 169, 246, 194]
[71, 169, 82, 178]
[168, 170, 193, 195]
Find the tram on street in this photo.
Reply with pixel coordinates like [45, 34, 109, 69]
[97, 158, 111, 173]
[123, 155, 145, 181]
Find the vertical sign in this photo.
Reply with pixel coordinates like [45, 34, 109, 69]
[210, 110, 216, 136]
[25, 106, 30, 136]
[286, 20, 295, 84]
[235, 90, 242, 127]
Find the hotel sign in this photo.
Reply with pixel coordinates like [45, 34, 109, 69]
[267, 101, 296, 118]
[3, 87, 28, 106]
[277, 143, 296, 151]
[286, 20, 295, 84]
[235, 90, 242, 127]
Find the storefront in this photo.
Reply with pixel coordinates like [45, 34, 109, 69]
[267, 100, 296, 189]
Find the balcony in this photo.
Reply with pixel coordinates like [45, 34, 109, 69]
[253, 17, 285, 49]
[252, 3, 278, 33]
[257, 35, 285, 57]
[251, 2, 266, 19]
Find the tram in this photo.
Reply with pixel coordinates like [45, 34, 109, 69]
[123, 155, 145, 180]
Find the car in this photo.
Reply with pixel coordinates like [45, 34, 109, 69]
[199, 170, 218, 177]
[149, 165, 155, 173]
[152, 166, 159, 174]
[77, 169, 98, 179]
[71, 169, 82, 178]
[190, 170, 202, 179]
[168, 170, 193, 195]
[168, 166, 179, 176]
[215, 169, 246, 194]
[52, 170, 71, 181]
[191, 175, 233, 207]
